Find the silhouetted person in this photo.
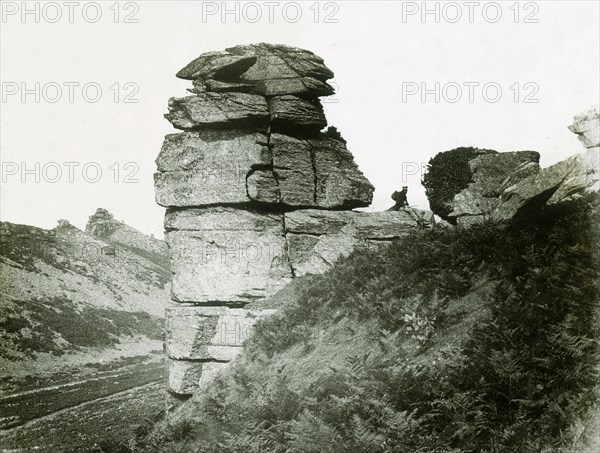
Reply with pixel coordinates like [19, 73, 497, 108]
[389, 186, 409, 211]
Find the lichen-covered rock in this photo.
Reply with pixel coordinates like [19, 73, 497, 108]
[165, 93, 269, 130]
[167, 359, 204, 395]
[165, 207, 292, 303]
[246, 169, 280, 203]
[568, 107, 599, 149]
[311, 137, 375, 208]
[225, 43, 334, 97]
[482, 108, 600, 222]
[268, 95, 327, 134]
[166, 306, 277, 360]
[155, 130, 270, 172]
[270, 133, 317, 207]
[177, 43, 335, 97]
[227, 43, 333, 80]
[176, 51, 257, 81]
[491, 148, 599, 221]
[284, 209, 432, 276]
[270, 134, 374, 209]
[157, 43, 436, 402]
[154, 130, 372, 209]
[154, 130, 269, 207]
[448, 151, 541, 224]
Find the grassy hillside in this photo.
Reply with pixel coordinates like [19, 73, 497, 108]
[137, 194, 599, 453]
[0, 217, 169, 364]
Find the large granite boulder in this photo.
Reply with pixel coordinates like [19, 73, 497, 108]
[154, 130, 270, 207]
[268, 95, 327, 135]
[491, 148, 599, 221]
[568, 107, 599, 150]
[178, 43, 335, 97]
[448, 151, 541, 225]
[489, 108, 599, 221]
[165, 93, 269, 130]
[165, 207, 292, 304]
[284, 209, 434, 276]
[270, 134, 374, 209]
[156, 132, 374, 210]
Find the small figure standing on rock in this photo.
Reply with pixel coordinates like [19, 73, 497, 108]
[389, 186, 409, 210]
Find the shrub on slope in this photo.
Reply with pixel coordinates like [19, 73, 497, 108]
[422, 147, 497, 221]
[141, 193, 599, 453]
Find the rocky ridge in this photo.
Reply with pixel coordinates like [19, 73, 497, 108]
[0, 210, 169, 367]
[155, 43, 432, 401]
[447, 108, 599, 226]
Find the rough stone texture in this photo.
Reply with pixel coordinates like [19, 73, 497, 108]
[486, 109, 600, 222]
[448, 151, 541, 224]
[197, 362, 230, 390]
[270, 134, 374, 208]
[166, 306, 277, 360]
[178, 43, 335, 97]
[285, 209, 433, 276]
[155, 131, 372, 209]
[155, 130, 270, 172]
[491, 148, 599, 221]
[165, 207, 292, 303]
[157, 44, 433, 402]
[167, 359, 205, 395]
[568, 107, 600, 149]
[247, 169, 280, 203]
[311, 137, 376, 208]
[165, 93, 269, 130]
[270, 133, 317, 207]
[154, 130, 269, 207]
[226, 43, 335, 97]
[176, 51, 257, 81]
[268, 96, 327, 135]
[167, 359, 240, 396]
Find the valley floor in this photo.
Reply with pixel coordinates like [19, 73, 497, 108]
[0, 352, 165, 453]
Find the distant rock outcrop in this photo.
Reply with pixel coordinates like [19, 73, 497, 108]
[155, 43, 432, 402]
[442, 108, 599, 225]
[0, 211, 170, 364]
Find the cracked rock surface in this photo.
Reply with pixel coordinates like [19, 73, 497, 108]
[155, 43, 430, 401]
[448, 151, 541, 225]
[165, 93, 270, 130]
[179, 43, 335, 97]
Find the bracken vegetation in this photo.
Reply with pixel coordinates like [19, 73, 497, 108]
[0, 297, 164, 359]
[135, 193, 599, 453]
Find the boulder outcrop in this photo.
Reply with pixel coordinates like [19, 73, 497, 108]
[448, 151, 541, 225]
[155, 44, 433, 403]
[444, 108, 599, 225]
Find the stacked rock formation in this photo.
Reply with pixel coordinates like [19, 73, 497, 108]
[155, 44, 432, 402]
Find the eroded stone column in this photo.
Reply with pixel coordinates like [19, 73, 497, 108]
[154, 43, 430, 407]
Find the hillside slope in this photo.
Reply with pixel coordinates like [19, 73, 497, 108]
[140, 194, 599, 453]
[0, 209, 170, 367]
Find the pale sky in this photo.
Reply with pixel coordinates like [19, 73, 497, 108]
[1, 1, 599, 238]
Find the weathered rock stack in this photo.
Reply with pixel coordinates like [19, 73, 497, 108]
[154, 43, 432, 402]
